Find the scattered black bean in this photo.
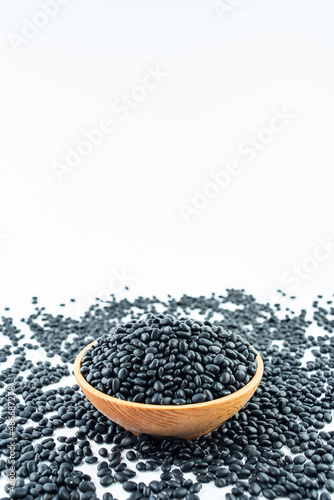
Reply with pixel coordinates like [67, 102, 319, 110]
[1, 290, 334, 500]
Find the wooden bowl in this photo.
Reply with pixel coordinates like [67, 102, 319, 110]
[74, 340, 264, 440]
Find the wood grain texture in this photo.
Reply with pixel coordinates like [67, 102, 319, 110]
[74, 340, 264, 440]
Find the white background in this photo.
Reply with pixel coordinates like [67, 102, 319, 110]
[1, 0, 334, 312]
[1, 2, 334, 498]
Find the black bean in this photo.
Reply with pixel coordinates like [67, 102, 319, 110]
[151, 392, 163, 404]
[8, 486, 29, 499]
[192, 393, 206, 404]
[220, 372, 230, 384]
[173, 398, 187, 405]
[126, 450, 137, 461]
[31, 411, 43, 421]
[121, 435, 137, 448]
[98, 468, 112, 477]
[118, 368, 128, 381]
[112, 378, 121, 393]
[95, 423, 107, 434]
[114, 471, 129, 482]
[305, 466, 318, 477]
[235, 371, 246, 382]
[273, 485, 287, 495]
[323, 453, 334, 464]
[79, 481, 96, 492]
[160, 317, 172, 326]
[100, 475, 114, 486]
[326, 479, 334, 492]
[123, 481, 137, 492]
[249, 483, 262, 495]
[21, 451, 35, 461]
[173, 488, 188, 498]
[263, 489, 277, 499]
[213, 354, 225, 365]
[58, 486, 71, 500]
[133, 392, 145, 403]
[153, 381, 164, 392]
[320, 493, 331, 500]
[102, 494, 113, 500]
[214, 478, 227, 487]
[43, 483, 58, 493]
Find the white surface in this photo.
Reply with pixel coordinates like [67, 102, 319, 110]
[0, 0, 333, 309]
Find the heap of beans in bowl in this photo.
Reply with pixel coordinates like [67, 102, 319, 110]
[80, 314, 258, 405]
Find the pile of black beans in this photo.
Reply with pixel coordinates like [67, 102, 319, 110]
[0, 289, 334, 500]
[81, 315, 258, 404]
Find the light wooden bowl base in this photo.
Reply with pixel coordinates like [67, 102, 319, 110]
[74, 341, 264, 440]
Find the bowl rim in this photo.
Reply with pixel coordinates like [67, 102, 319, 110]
[74, 340, 264, 411]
